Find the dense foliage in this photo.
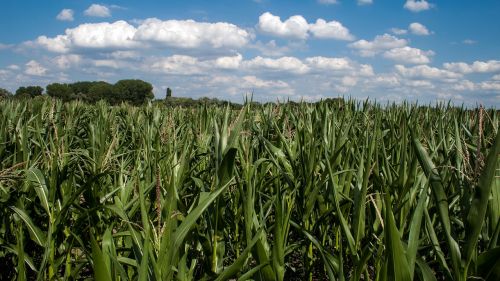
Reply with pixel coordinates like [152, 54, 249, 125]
[15, 86, 43, 99]
[164, 96, 242, 108]
[0, 99, 498, 280]
[0, 88, 12, 99]
[7, 79, 154, 105]
[46, 79, 154, 105]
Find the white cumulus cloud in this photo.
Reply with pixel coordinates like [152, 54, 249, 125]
[244, 56, 310, 74]
[395, 64, 462, 80]
[405, 80, 434, 89]
[242, 75, 290, 89]
[369, 74, 401, 87]
[215, 54, 243, 69]
[349, 33, 407, 56]
[52, 54, 82, 69]
[33, 18, 250, 53]
[25, 60, 47, 76]
[404, 0, 433, 12]
[258, 12, 309, 39]
[359, 64, 375, 76]
[309, 19, 355, 41]
[478, 81, 500, 91]
[36, 21, 137, 53]
[341, 76, 358, 86]
[383, 46, 434, 64]
[305, 57, 353, 71]
[452, 80, 475, 91]
[35, 35, 71, 53]
[148, 54, 246, 75]
[258, 12, 354, 41]
[84, 4, 111, 17]
[108, 51, 140, 60]
[390, 28, 407, 35]
[150, 55, 203, 75]
[56, 9, 74, 21]
[134, 18, 250, 49]
[409, 22, 431, 35]
[443, 60, 500, 74]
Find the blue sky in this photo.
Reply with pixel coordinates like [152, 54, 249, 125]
[1, 0, 499, 105]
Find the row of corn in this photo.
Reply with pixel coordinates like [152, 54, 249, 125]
[0, 99, 498, 280]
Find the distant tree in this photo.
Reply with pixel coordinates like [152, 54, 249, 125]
[70, 81, 97, 100]
[0, 88, 12, 99]
[7, 80, 160, 104]
[15, 86, 43, 99]
[88, 82, 114, 103]
[166, 87, 172, 98]
[70, 81, 92, 94]
[113, 79, 154, 105]
[46, 83, 74, 101]
[163, 96, 242, 109]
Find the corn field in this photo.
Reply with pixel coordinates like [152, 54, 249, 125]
[0, 99, 499, 281]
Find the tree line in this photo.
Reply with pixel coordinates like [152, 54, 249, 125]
[1, 82, 243, 107]
[0, 79, 154, 105]
[1, 82, 345, 107]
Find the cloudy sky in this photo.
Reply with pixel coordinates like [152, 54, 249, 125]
[1, 0, 499, 105]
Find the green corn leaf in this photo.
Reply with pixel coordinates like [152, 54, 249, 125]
[90, 232, 112, 281]
[324, 148, 356, 255]
[138, 236, 150, 281]
[215, 230, 262, 281]
[406, 182, 428, 278]
[415, 257, 437, 281]
[16, 226, 26, 281]
[237, 263, 269, 281]
[476, 247, 500, 281]
[290, 221, 339, 279]
[411, 130, 462, 280]
[464, 130, 500, 268]
[26, 168, 51, 219]
[218, 148, 237, 186]
[383, 192, 411, 281]
[173, 177, 233, 250]
[10, 206, 46, 247]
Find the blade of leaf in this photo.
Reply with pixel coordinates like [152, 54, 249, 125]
[464, 130, 500, 267]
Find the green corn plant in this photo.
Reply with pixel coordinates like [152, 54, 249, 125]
[0, 98, 498, 281]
